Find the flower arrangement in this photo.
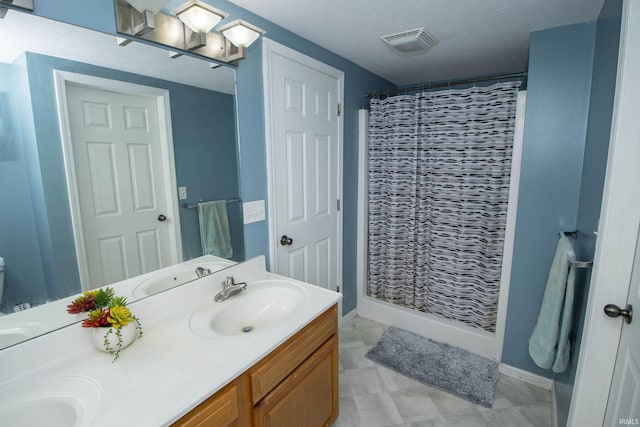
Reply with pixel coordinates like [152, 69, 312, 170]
[67, 287, 143, 361]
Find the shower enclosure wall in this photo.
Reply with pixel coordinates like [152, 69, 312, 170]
[356, 89, 527, 361]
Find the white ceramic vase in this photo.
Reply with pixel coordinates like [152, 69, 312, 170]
[92, 323, 137, 354]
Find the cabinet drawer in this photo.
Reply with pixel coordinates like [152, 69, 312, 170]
[249, 304, 338, 404]
[173, 383, 239, 427]
[253, 335, 339, 427]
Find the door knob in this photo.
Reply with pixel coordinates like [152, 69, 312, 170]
[280, 235, 293, 246]
[158, 214, 167, 222]
[604, 303, 633, 324]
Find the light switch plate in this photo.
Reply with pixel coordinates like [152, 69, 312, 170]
[243, 200, 266, 224]
[178, 186, 187, 200]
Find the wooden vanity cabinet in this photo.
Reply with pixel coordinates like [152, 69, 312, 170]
[253, 335, 338, 427]
[172, 375, 252, 427]
[173, 304, 339, 427]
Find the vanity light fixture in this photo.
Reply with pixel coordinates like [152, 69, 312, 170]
[0, 0, 33, 12]
[120, 0, 170, 36]
[115, 0, 265, 65]
[174, 0, 227, 50]
[219, 19, 265, 48]
[126, 0, 169, 13]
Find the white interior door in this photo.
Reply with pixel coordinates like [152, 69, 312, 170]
[604, 226, 640, 425]
[264, 39, 343, 291]
[569, 1, 640, 424]
[65, 83, 175, 288]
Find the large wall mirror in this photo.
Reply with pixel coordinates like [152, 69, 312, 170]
[0, 10, 244, 349]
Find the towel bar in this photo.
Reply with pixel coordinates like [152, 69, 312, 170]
[569, 260, 593, 269]
[182, 198, 241, 209]
[559, 230, 593, 268]
[560, 230, 579, 238]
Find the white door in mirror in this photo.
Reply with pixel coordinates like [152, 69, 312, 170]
[66, 84, 174, 288]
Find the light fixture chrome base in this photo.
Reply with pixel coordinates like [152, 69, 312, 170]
[0, 0, 34, 11]
[185, 30, 207, 50]
[115, 0, 244, 65]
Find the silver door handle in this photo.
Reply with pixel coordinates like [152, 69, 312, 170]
[280, 235, 293, 246]
[604, 304, 633, 324]
[158, 214, 167, 222]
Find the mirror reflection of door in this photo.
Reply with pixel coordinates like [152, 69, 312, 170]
[61, 78, 180, 290]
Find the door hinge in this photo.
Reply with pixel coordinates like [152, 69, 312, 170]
[337, 286, 341, 292]
[337, 199, 340, 211]
[337, 103, 341, 117]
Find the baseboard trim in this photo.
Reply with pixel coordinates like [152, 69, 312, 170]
[342, 308, 357, 325]
[499, 363, 553, 390]
[551, 381, 558, 427]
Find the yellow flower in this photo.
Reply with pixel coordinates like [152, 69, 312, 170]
[107, 305, 133, 328]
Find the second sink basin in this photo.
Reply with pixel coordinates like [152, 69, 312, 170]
[0, 375, 102, 427]
[189, 279, 308, 338]
[0, 321, 49, 349]
[132, 261, 233, 298]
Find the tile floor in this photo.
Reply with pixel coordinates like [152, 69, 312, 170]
[334, 316, 552, 427]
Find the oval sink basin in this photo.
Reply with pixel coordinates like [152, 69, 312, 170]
[189, 280, 308, 338]
[132, 261, 233, 298]
[0, 321, 49, 348]
[0, 375, 102, 427]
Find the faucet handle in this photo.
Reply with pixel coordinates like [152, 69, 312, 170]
[196, 266, 211, 278]
[223, 276, 235, 288]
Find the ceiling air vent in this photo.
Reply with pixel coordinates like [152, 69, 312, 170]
[381, 28, 438, 54]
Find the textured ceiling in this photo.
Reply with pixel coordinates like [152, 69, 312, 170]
[227, 0, 604, 85]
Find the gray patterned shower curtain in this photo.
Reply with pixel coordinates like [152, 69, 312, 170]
[367, 81, 520, 332]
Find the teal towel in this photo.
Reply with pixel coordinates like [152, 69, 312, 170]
[528, 235, 576, 373]
[198, 200, 233, 259]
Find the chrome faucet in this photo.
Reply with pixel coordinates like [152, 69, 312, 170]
[214, 276, 247, 302]
[196, 266, 212, 278]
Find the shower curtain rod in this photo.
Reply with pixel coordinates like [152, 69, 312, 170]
[366, 71, 528, 99]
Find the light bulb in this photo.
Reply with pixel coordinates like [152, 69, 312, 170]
[174, 0, 227, 33]
[219, 19, 265, 48]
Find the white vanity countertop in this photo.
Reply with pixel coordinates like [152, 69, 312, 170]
[0, 256, 342, 427]
[0, 254, 235, 350]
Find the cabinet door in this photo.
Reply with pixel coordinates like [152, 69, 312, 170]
[254, 335, 338, 427]
[173, 375, 251, 427]
[250, 305, 338, 404]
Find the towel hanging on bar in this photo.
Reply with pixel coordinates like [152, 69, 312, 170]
[183, 198, 241, 209]
[529, 234, 576, 373]
[559, 230, 593, 269]
[198, 200, 233, 259]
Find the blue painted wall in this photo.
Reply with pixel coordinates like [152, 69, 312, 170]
[502, 21, 596, 377]
[0, 60, 48, 311]
[22, 0, 394, 315]
[195, 1, 395, 314]
[171, 1, 396, 314]
[554, 0, 623, 424]
[0, 51, 241, 306]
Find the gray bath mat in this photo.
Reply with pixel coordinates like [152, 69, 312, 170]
[365, 327, 499, 408]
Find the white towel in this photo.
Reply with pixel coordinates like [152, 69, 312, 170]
[528, 235, 576, 373]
